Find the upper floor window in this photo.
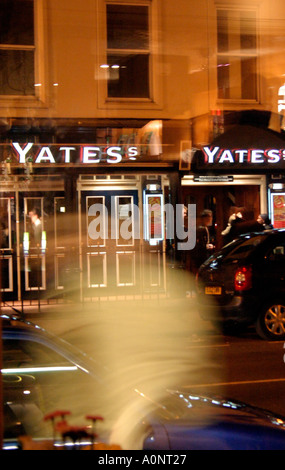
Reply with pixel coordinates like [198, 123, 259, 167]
[106, 3, 150, 98]
[217, 8, 258, 101]
[0, 0, 35, 96]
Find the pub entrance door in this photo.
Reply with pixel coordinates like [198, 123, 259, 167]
[19, 192, 66, 301]
[80, 189, 142, 299]
[0, 194, 17, 301]
[0, 185, 66, 304]
[182, 183, 261, 250]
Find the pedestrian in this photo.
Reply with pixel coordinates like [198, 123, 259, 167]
[29, 207, 42, 246]
[228, 208, 264, 240]
[257, 213, 274, 230]
[191, 209, 215, 272]
[221, 207, 244, 245]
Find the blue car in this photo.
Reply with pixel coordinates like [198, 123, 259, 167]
[2, 314, 285, 450]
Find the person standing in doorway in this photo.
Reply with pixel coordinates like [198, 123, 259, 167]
[29, 207, 42, 246]
[191, 209, 215, 273]
[257, 213, 274, 230]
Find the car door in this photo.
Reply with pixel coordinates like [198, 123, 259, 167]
[261, 239, 285, 296]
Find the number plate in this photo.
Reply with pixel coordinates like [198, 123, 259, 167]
[205, 286, 222, 295]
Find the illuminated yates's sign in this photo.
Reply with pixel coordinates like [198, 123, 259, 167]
[10, 142, 139, 165]
[202, 146, 285, 165]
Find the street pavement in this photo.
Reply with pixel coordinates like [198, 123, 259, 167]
[3, 294, 285, 417]
[2, 293, 209, 339]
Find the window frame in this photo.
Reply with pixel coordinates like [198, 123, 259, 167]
[97, 0, 163, 110]
[214, 2, 260, 105]
[0, 0, 46, 107]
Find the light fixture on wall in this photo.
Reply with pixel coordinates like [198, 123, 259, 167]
[270, 183, 284, 190]
[2, 156, 12, 180]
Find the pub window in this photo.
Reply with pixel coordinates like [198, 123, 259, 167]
[0, 0, 35, 96]
[106, 3, 150, 98]
[217, 8, 258, 101]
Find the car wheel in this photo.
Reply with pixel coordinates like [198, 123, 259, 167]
[256, 301, 285, 340]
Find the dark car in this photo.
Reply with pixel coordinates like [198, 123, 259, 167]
[2, 314, 107, 449]
[196, 229, 285, 340]
[2, 314, 285, 450]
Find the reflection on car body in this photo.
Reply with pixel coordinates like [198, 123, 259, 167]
[2, 315, 111, 449]
[2, 314, 285, 450]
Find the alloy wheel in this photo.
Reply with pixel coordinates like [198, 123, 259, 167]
[264, 304, 285, 337]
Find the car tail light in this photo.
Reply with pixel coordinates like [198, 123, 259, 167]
[234, 266, 252, 291]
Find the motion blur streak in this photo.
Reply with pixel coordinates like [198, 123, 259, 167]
[44, 266, 222, 449]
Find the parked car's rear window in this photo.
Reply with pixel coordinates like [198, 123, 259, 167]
[222, 235, 266, 261]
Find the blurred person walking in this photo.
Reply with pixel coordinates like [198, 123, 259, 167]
[191, 209, 215, 273]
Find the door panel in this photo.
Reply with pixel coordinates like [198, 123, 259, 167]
[0, 196, 15, 297]
[20, 192, 65, 301]
[54, 197, 66, 291]
[1, 192, 66, 302]
[23, 197, 46, 292]
[116, 251, 136, 286]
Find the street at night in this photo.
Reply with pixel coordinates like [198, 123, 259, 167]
[17, 297, 285, 420]
[2, 0, 285, 452]
[184, 329, 285, 418]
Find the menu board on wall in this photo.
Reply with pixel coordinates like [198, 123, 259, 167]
[145, 194, 164, 241]
[271, 193, 285, 228]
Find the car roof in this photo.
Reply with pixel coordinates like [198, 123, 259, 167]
[223, 228, 285, 252]
[240, 228, 285, 239]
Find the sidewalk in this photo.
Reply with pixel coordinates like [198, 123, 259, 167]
[1, 292, 199, 338]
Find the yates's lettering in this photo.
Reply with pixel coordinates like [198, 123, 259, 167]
[11, 142, 139, 165]
[203, 146, 285, 165]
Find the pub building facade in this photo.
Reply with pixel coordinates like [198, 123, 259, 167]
[1, 112, 285, 304]
[1, 0, 285, 303]
[0, 118, 191, 303]
[183, 110, 285, 252]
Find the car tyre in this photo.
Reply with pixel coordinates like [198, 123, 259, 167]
[256, 300, 285, 340]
